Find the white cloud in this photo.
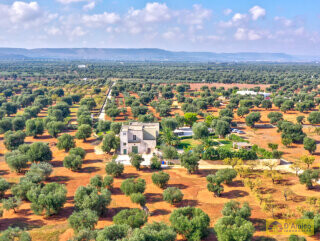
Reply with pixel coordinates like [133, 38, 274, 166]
[274, 16, 293, 27]
[82, 12, 120, 27]
[57, 0, 89, 4]
[249, 5, 266, 20]
[234, 28, 262, 40]
[162, 28, 182, 40]
[10, 1, 42, 23]
[70, 26, 86, 37]
[83, 2, 95, 11]
[223, 8, 232, 16]
[46, 27, 62, 35]
[232, 13, 247, 22]
[234, 28, 246, 40]
[127, 2, 171, 23]
[180, 4, 212, 26]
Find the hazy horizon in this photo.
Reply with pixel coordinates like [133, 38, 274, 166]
[1, 0, 320, 55]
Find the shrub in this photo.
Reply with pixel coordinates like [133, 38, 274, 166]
[102, 175, 114, 189]
[169, 207, 210, 241]
[57, 133, 76, 152]
[74, 185, 111, 216]
[76, 124, 92, 141]
[180, 151, 200, 174]
[4, 130, 26, 151]
[130, 153, 144, 170]
[96, 224, 130, 241]
[289, 235, 307, 241]
[0, 178, 10, 198]
[26, 182, 67, 216]
[69, 147, 87, 159]
[152, 171, 170, 189]
[26, 118, 44, 137]
[102, 132, 119, 153]
[105, 161, 124, 177]
[113, 208, 148, 228]
[68, 209, 99, 234]
[5, 151, 28, 173]
[150, 156, 161, 170]
[163, 187, 183, 205]
[0, 227, 31, 241]
[130, 193, 146, 207]
[215, 201, 254, 241]
[120, 178, 146, 196]
[90, 175, 103, 190]
[27, 142, 52, 163]
[63, 154, 83, 171]
[2, 197, 21, 213]
[11, 180, 37, 200]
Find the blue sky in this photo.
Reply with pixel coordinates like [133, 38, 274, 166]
[0, 0, 320, 55]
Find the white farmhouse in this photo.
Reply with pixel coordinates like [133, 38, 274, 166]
[236, 90, 271, 99]
[120, 122, 159, 155]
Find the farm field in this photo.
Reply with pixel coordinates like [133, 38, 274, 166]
[0, 62, 320, 241]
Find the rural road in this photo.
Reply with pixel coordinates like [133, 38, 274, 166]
[98, 81, 116, 121]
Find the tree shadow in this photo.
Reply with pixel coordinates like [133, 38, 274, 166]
[253, 236, 277, 241]
[34, 135, 52, 140]
[167, 183, 188, 189]
[51, 160, 63, 168]
[45, 206, 74, 221]
[0, 170, 9, 175]
[176, 199, 198, 207]
[102, 207, 130, 221]
[226, 180, 244, 187]
[151, 209, 171, 216]
[197, 169, 217, 177]
[145, 193, 163, 203]
[0, 217, 44, 231]
[251, 218, 266, 232]
[83, 159, 102, 165]
[222, 190, 249, 198]
[260, 188, 277, 194]
[110, 187, 122, 195]
[48, 175, 71, 184]
[79, 166, 100, 173]
[119, 173, 139, 179]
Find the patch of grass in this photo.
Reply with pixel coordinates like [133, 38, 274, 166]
[30, 224, 69, 241]
[177, 138, 202, 149]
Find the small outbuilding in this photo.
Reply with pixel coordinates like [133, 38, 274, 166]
[233, 142, 253, 150]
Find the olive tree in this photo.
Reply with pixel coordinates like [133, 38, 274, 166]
[120, 178, 146, 196]
[76, 124, 92, 141]
[5, 151, 28, 173]
[113, 208, 148, 228]
[152, 171, 170, 189]
[169, 207, 210, 241]
[105, 161, 124, 177]
[4, 131, 26, 151]
[102, 132, 119, 154]
[26, 182, 67, 216]
[26, 118, 44, 137]
[63, 154, 83, 171]
[57, 133, 76, 152]
[163, 187, 183, 205]
[74, 185, 111, 216]
[68, 209, 99, 234]
[0, 178, 10, 198]
[27, 142, 52, 163]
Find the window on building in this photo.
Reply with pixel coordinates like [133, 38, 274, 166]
[123, 142, 126, 146]
[133, 135, 136, 140]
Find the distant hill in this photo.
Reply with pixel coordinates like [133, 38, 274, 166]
[0, 48, 317, 62]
